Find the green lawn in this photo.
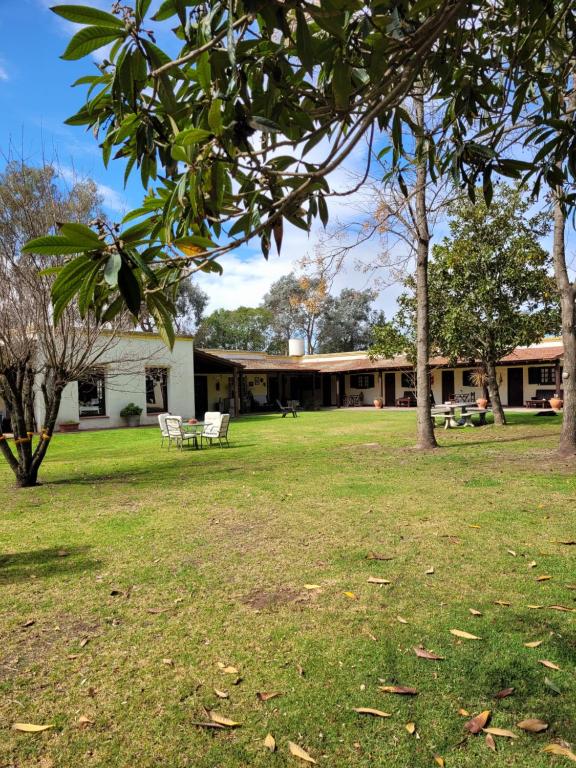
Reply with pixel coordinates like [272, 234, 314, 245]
[1, 411, 575, 767]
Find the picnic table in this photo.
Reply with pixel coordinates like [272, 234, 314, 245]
[431, 404, 492, 430]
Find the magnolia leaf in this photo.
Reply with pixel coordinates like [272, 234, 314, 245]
[379, 685, 418, 695]
[353, 707, 391, 717]
[425, 567, 435, 575]
[517, 719, 548, 732]
[214, 689, 228, 699]
[507, 549, 517, 556]
[536, 575, 552, 581]
[483, 727, 518, 738]
[528, 604, 543, 609]
[343, 591, 357, 599]
[217, 663, 239, 674]
[524, 640, 544, 648]
[264, 733, 276, 751]
[414, 646, 445, 660]
[538, 660, 560, 670]
[469, 608, 482, 616]
[528, 561, 537, 568]
[12, 723, 54, 732]
[209, 711, 241, 727]
[465, 710, 491, 734]
[257, 691, 282, 702]
[494, 600, 511, 606]
[78, 715, 94, 727]
[544, 676, 562, 694]
[288, 741, 317, 764]
[548, 605, 575, 612]
[450, 629, 481, 640]
[406, 722, 416, 734]
[458, 708, 470, 716]
[434, 756, 445, 767]
[367, 577, 391, 585]
[303, 584, 321, 590]
[486, 733, 497, 752]
[494, 687, 514, 699]
[396, 616, 408, 624]
[541, 744, 576, 761]
[162, 658, 174, 666]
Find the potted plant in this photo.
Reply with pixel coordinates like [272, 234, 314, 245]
[373, 397, 383, 409]
[59, 419, 80, 433]
[550, 393, 563, 411]
[120, 403, 143, 427]
[470, 366, 489, 409]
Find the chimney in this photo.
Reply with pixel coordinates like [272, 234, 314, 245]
[288, 338, 305, 356]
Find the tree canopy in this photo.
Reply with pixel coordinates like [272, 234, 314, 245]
[195, 305, 274, 350]
[23, 1, 576, 342]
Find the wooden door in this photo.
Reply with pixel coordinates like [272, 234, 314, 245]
[442, 370, 455, 404]
[507, 367, 523, 406]
[194, 375, 208, 419]
[322, 374, 333, 406]
[384, 373, 396, 406]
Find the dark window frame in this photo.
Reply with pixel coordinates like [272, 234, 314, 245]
[78, 369, 106, 418]
[401, 371, 416, 389]
[462, 369, 475, 387]
[350, 373, 375, 389]
[146, 367, 169, 415]
[528, 366, 556, 385]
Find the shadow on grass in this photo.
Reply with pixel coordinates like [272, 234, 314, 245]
[0, 545, 100, 584]
[442, 431, 557, 448]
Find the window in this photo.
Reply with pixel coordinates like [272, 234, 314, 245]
[350, 373, 374, 389]
[462, 369, 475, 387]
[146, 367, 168, 414]
[528, 366, 556, 385]
[78, 369, 106, 417]
[401, 371, 416, 388]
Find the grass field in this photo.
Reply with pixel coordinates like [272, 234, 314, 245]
[1, 410, 575, 767]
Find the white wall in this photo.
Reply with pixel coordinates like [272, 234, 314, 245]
[35, 333, 196, 431]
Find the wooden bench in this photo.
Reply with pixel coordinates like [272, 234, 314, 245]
[396, 391, 417, 407]
[525, 390, 560, 408]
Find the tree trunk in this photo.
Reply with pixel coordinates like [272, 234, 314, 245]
[552, 195, 576, 456]
[413, 88, 437, 450]
[486, 359, 506, 425]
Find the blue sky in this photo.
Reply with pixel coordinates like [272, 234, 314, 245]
[0, 0, 405, 316]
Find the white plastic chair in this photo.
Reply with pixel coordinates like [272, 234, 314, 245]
[158, 412, 172, 447]
[165, 416, 195, 451]
[201, 413, 230, 447]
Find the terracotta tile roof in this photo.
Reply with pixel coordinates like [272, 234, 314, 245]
[200, 344, 563, 374]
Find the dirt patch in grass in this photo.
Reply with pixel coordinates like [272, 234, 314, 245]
[241, 586, 301, 610]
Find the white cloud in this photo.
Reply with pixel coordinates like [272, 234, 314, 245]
[57, 166, 128, 214]
[0, 65, 8, 81]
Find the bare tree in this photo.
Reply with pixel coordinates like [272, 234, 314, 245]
[0, 162, 123, 487]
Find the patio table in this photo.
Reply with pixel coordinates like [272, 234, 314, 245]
[181, 421, 205, 449]
[431, 404, 492, 429]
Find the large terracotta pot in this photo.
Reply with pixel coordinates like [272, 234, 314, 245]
[373, 398, 383, 409]
[476, 398, 488, 409]
[550, 396, 563, 411]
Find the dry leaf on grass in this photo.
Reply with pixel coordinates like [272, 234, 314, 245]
[434, 755, 445, 766]
[469, 524, 481, 529]
[538, 660, 561, 670]
[303, 584, 321, 590]
[366, 553, 394, 561]
[425, 567, 435, 575]
[217, 663, 239, 674]
[396, 616, 408, 624]
[536, 575, 552, 581]
[379, 685, 418, 695]
[558, 540, 576, 546]
[494, 600, 511, 606]
[414, 646, 444, 660]
[483, 727, 518, 739]
[544, 676, 562, 695]
[528, 561, 537, 568]
[548, 605, 575, 612]
[208, 711, 241, 727]
[264, 733, 276, 752]
[542, 744, 576, 761]
[486, 733, 497, 752]
[162, 658, 174, 667]
[77, 715, 94, 727]
[367, 577, 391, 585]
[22, 619, 35, 628]
[524, 640, 544, 648]
[343, 591, 358, 599]
[12, 723, 54, 733]
[494, 687, 514, 699]
[353, 707, 391, 717]
[507, 549, 517, 556]
[214, 689, 229, 699]
[517, 719, 548, 733]
[257, 691, 281, 702]
[465, 710, 491, 734]
[191, 721, 225, 729]
[458, 708, 470, 716]
[450, 629, 481, 640]
[469, 608, 482, 616]
[406, 722, 416, 734]
[288, 741, 317, 764]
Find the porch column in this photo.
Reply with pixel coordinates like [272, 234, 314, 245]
[233, 368, 240, 417]
[338, 373, 345, 406]
[555, 361, 562, 395]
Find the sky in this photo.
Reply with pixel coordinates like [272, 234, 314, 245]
[0, 0, 407, 318]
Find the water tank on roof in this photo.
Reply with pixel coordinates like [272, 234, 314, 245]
[288, 338, 305, 356]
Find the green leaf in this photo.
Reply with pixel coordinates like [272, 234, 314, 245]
[58, 223, 101, 248]
[333, 55, 351, 111]
[248, 116, 282, 134]
[173, 128, 213, 146]
[174, 235, 217, 249]
[61, 25, 124, 61]
[51, 4, 123, 27]
[296, 8, 314, 73]
[104, 252, 122, 286]
[208, 99, 223, 136]
[117, 262, 142, 315]
[51, 254, 95, 323]
[22, 236, 92, 256]
[196, 52, 211, 92]
[136, 0, 153, 23]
